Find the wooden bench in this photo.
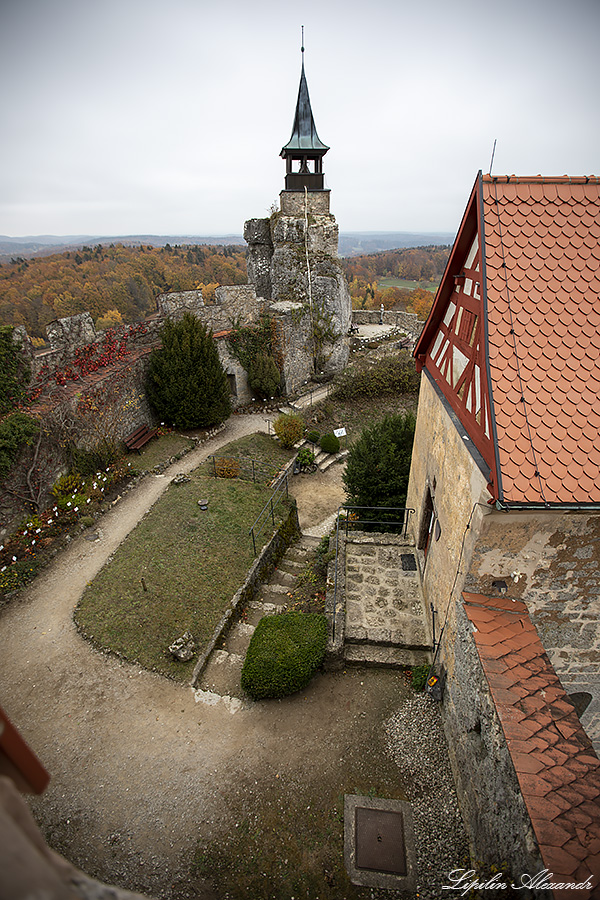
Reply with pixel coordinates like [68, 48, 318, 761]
[124, 424, 158, 453]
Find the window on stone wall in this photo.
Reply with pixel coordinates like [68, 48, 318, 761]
[227, 374, 237, 396]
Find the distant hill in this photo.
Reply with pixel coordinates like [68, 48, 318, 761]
[0, 231, 454, 263]
[338, 232, 454, 257]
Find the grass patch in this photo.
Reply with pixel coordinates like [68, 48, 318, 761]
[132, 432, 195, 470]
[76, 473, 288, 680]
[198, 431, 293, 482]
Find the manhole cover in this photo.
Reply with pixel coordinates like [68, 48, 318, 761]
[400, 554, 417, 571]
[344, 795, 416, 891]
[355, 807, 406, 874]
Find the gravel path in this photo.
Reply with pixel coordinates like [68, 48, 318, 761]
[0, 413, 468, 899]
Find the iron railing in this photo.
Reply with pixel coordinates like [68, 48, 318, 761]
[331, 505, 415, 643]
[248, 469, 290, 556]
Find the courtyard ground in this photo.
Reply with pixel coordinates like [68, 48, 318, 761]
[0, 412, 467, 900]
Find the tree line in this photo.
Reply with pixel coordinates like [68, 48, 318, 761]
[0, 243, 248, 341]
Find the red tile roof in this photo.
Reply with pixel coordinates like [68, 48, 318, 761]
[415, 174, 600, 506]
[482, 176, 600, 505]
[463, 591, 600, 897]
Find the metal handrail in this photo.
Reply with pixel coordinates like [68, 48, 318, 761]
[331, 505, 415, 644]
[248, 470, 290, 556]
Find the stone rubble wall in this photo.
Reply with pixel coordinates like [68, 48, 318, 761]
[351, 308, 424, 342]
[443, 602, 549, 886]
[245, 196, 351, 393]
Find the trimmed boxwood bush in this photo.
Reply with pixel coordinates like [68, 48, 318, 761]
[306, 429, 320, 444]
[319, 432, 340, 454]
[241, 611, 328, 700]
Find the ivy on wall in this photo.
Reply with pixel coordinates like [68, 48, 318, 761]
[0, 412, 39, 482]
[0, 326, 30, 415]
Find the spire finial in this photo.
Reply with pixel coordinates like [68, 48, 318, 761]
[301, 25, 304, 57]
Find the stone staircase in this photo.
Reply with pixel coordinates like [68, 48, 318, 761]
[336, 534, 432, 669]
[195, 534, 322, 704]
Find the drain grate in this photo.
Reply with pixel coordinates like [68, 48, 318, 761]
[355, 807, 406, 875]
[400, 554, 417, 571]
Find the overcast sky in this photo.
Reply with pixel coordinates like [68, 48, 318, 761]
[1, 0, 598, 238]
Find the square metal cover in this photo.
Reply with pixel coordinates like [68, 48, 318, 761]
[355, 807, 406, 874]
[344, 794, 416, 892]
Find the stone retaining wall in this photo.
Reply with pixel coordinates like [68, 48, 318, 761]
[190, 497, 301, 687]
[351, 309, 424, 341]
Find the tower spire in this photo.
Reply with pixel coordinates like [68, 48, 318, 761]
[280, 31, 329, 192]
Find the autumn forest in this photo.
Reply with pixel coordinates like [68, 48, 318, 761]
[0, 243, 449, 341]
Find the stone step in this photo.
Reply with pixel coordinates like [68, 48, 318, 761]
[270, 569, 296, 588]
[277, 558, 305, 575]
[344, 644, 432, 669]
[320, 450, 348, 472]
[198, 649, 245, 697]
[245, 602, 282, 625]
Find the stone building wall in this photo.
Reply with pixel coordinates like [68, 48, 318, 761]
[444, 603, 548, 884]
[406, 369, 492, 670]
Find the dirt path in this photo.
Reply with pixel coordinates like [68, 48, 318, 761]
[0, 415, 405, 899]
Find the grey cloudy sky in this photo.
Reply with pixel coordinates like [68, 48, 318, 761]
[1, 0, 598, 238]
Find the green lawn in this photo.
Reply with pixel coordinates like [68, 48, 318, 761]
[377, 275, 438, 293]
[197, 431, 294, 483]
[75, 471, 287, 680]
[132, 431, 195, 470]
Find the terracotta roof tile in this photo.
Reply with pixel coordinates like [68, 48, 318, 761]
[481, 176, 600, 505]
[462, 592, 600, 894]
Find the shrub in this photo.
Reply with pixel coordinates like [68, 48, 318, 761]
[296, 447, 315, 468]
[319, 432, 340, 454]
[70, 442, 119, 475]
[343, 412, 416, 517]
[306, 429, 320, 444]
[146, 313, 232, 429]
[215, 457, 240, 478]
[241, 612, 328, 700]
[248, 353, 280, 399]
[332, 353, 420, 401]
[273, 413, 304, 449]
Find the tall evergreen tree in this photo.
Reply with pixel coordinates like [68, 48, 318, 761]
[343, 413, 416, 517]
[146, 313, 232, 428]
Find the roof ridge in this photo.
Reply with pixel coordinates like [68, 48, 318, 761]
[482, 174, 599, 185]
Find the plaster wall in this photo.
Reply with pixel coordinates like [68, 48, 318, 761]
[464, 509, 600, 751]
[406, 370, 492, 674]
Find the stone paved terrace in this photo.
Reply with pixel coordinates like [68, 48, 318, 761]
[328, 531, 432, 668]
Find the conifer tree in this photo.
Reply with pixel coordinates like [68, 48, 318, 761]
[146, 313, 232, 428]
[343, 413, 416, 518]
